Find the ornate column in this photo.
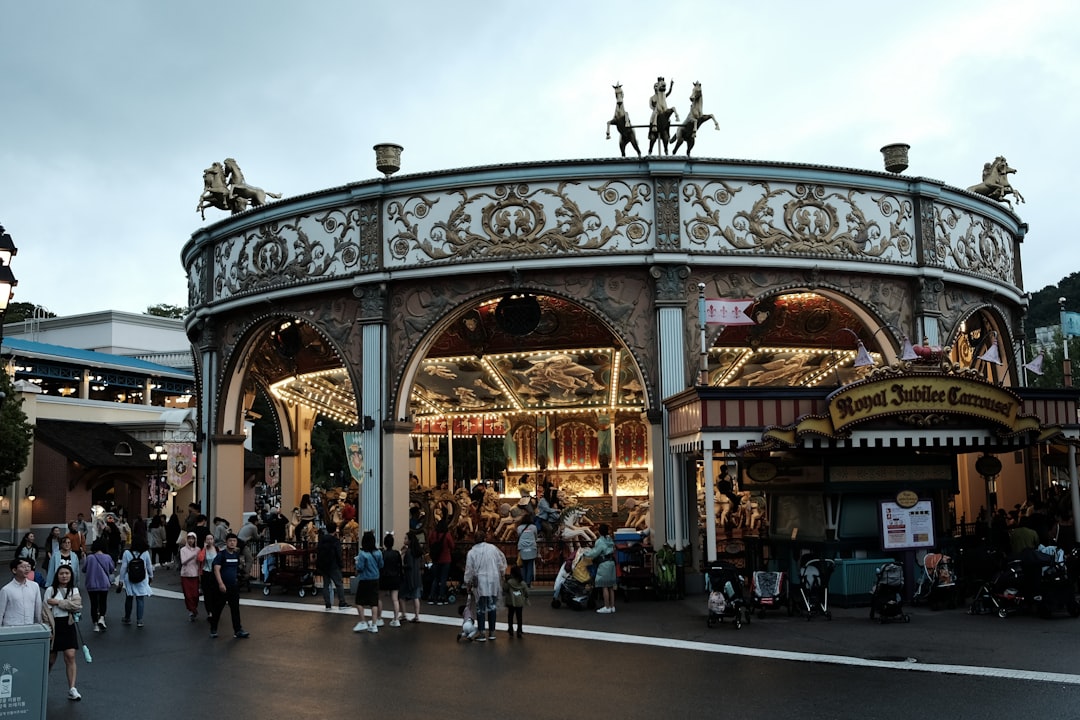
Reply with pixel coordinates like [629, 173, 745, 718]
[651, 263, 691, 548]
[209, 433, 245, 526]
[357, 285, 386, 533]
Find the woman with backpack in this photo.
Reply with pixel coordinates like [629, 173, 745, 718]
[379, 533, 404, 627]
[118, 536, 153, 628]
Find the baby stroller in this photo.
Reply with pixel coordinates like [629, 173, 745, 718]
[796, 557, 834, 620]
[551, 547, 596, 610]
[869, 561, 909, 623]
[262, 548, 317, 598]
[750, 570, 791, 618]
[706, 561, 749, 629]
[456, 583, 480, 642]
[912, 552, 958, 609]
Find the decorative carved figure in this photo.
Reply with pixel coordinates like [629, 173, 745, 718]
[967, 156, 1025, 209]
[670, 82, 720, 157]
[223, 158, 282, 212]
[606, 83, 642, 158]
[648, 77, 679, 155]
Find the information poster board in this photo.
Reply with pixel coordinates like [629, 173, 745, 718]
[879, 499, 935, 551]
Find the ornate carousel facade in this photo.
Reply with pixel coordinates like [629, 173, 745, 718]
[182, 148, 1079, 577]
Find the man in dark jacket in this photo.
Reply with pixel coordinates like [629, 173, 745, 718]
[316, 523, 349, 610]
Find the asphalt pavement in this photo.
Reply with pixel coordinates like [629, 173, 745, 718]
[6, 546, 1078, 717]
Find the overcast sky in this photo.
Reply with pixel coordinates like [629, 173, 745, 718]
[2, 0, 1077, 318]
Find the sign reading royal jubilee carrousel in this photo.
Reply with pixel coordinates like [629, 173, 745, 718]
[827, 375, 1020, 433]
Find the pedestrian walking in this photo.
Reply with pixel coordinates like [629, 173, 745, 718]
[503, 564, 529, 637]
[0, 558, 42, 627]
[353, 530, 383, 633]
[43, 565, 83, 701]
[316, 524, 349, 610]
[198, 533, 219, 628]
[463, 529, 507, 642]
[81, 539, 115, 632]
[379, 533, 403, 627]
[45, 536, 82, 588]
[118, 537, 153, 627]
[178, 532, 202, 620]
[400, 530, 423, 623]
[211, 533, 250, 639]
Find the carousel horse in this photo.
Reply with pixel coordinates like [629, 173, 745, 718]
[967, 156, 1025, 209]
[454, 487, 475, 535]
[670, 82, 720, 157]
[624, 499, 650, 530]
[606, 83, 642, 157]
[478, 487, 503, 531]
[560, 506, 597, 543]
[340, 519, 359, 543]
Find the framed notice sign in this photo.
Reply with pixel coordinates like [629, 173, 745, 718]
[879, 499, 935, 551]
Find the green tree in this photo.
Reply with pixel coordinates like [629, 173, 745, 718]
[0, 372, 33, 494]
[145, 304, 188, 319]
[3, 302, 55, 324]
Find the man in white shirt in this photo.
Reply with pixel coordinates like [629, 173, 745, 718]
[0, 558, 43, 626]
[463, 530, 507, 642]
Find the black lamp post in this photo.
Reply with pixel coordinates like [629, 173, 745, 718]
[0, 224, 18, 356]
[148, 443, 166, 515]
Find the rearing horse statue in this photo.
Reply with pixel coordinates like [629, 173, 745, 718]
[967, 156, 1025, 209]
[670, 81, 720, 157]
[606, 83, 641, 158]
[648, 76, 679, 155]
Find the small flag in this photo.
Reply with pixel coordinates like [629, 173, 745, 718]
[1023, 353, 1044, 375]
[703, 299, 755, 326]
[978, 333, 1002, 365]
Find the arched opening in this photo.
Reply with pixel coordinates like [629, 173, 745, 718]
[404, 292, 650, 498]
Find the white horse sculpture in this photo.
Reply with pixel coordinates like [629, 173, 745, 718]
[967, 156, 1025, 209]
[560, 506, 597, 543]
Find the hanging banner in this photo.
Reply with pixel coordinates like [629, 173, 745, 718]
[1063, 311, 1080, 338]
[703, 299, 755, 325]
[265, 455, 280, 488]
[166, 442, 194, 489]
[344, 431, 364, 485]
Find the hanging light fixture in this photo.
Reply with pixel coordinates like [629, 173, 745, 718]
[1024, 353, 1045, 375]
[977, 331, 1003, 365]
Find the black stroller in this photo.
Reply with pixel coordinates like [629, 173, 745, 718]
[870, 561, 910, 623]
[796, 556, 834, 620]
[706, 561, 750, 629]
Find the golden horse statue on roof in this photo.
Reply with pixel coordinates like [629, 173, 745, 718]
[967, 156, 1025, 209]
[196, 158, 282, 219]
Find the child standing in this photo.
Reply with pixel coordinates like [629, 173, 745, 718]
[503, 565, 529, 637]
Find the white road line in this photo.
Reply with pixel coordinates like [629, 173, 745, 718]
[156, 589, 1080, 686]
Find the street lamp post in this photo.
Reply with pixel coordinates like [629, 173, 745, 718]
[0, 225, 18, 541]
[1060, 297, 1072, 388]
[148, 443, 166, 516]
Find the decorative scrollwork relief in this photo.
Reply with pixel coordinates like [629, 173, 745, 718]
[188, 252, 207, 308]
[213, 207, 363, 300]
[933, 204, 1015, 283]
[386, 181, 652, 263]
[684, 181, 914, 261]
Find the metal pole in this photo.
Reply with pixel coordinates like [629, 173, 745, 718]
[1061, 299, 1072, 387]
[1070, 444, 1080, 544]
[698, 284, 708, 385]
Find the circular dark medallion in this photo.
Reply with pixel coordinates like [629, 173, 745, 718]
[494, 294, 541, 336]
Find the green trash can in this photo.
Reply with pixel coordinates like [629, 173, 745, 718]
[0, 623, 50, 719]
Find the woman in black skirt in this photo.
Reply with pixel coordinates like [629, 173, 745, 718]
[45, 565, 83, 701]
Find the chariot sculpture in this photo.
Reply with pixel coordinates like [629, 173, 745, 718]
[605, 76, 718, 157]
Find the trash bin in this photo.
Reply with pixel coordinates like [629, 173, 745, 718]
[0, 623, 50, 719]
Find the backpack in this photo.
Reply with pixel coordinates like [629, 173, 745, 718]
[126, 551, 147, 584]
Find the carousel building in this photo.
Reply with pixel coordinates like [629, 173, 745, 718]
[182, 146, 1079, 584]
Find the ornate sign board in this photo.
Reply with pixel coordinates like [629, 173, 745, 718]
[829, 376, 1019, 433]
[761, 372, 1054, 447]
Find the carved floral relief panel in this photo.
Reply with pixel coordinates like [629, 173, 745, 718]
[933, 202, 1017, 285]
[212, 206, 364, 302]
[384, 180, 654, 265]
[680, 181, 916, 263]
